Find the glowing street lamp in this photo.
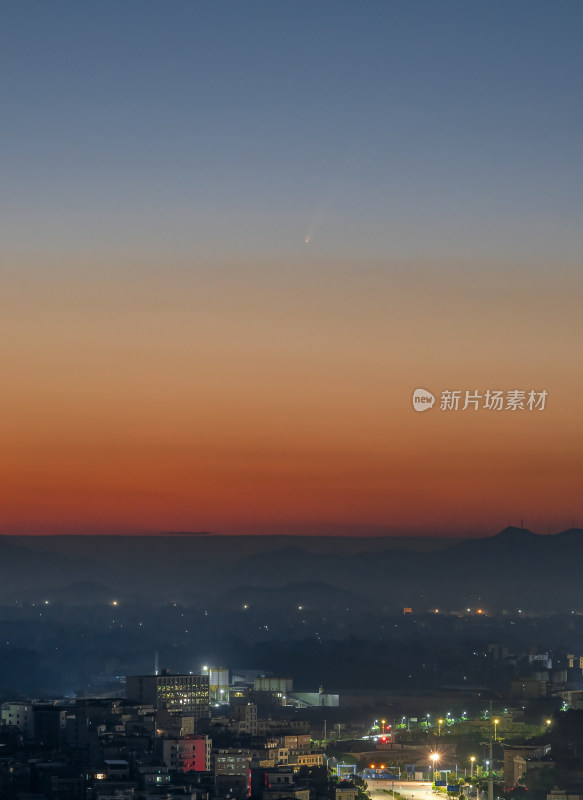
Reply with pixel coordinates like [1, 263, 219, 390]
[493, 718, 500, 741]
[470, 756, 476, 777]
[430, 753, 439, 783]
[438, 719, 444, 736]
[381, 719, 386, 733]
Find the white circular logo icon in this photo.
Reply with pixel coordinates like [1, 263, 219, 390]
[412, 388, 435, 412]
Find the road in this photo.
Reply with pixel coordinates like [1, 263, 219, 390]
[368, 780, 435, 800]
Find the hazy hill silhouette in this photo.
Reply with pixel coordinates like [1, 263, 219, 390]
[0, 528, 581, 612]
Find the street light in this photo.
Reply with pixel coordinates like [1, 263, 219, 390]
[438, 719, 444, 736]
[493, 718, 500, 741]
[381, 719, 386, 734]
[430, 753, 439, 783]
[470, 756, 476, 777]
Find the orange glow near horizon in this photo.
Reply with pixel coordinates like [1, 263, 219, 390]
[1, 254, 581, 537]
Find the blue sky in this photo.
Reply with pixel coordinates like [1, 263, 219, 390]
[1, 0, 582, 262]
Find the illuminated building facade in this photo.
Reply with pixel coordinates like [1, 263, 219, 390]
[126, 672, 210, 719]
[161, 734, 211, 773]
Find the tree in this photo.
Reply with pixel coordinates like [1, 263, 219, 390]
[518, 767, 557, 796]
[354, 773, 369, 800]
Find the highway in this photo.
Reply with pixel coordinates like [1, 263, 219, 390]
[368, 779, 435, 800]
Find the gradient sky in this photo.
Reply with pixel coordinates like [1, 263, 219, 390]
[1, 1, 582, 536]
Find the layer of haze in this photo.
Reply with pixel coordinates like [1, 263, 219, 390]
[1, 1, 582, 536]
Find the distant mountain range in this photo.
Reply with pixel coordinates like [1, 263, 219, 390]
[0, 527, 581, 612]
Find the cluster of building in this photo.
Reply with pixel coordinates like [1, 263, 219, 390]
[0, 669, 345, 800]
[5, 647, 583, 800]
[506, 651, 583, 708]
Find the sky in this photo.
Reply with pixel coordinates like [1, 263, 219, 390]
[1, 1, 582, 537]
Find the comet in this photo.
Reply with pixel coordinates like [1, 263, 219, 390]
[304, 204, 325, 247]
